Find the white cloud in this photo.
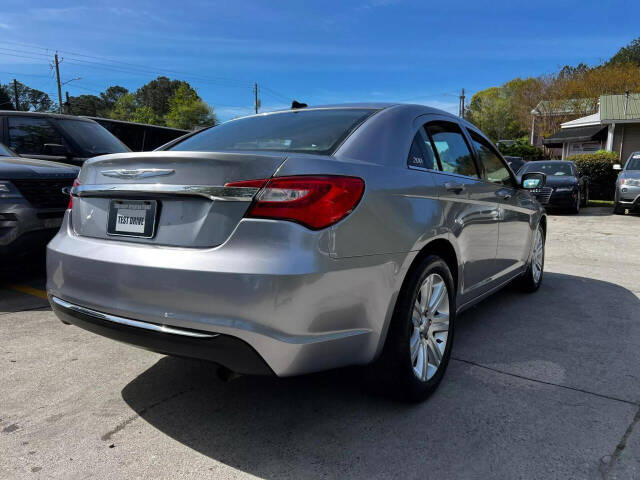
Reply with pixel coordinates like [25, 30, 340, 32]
[29, 6, 89, 21]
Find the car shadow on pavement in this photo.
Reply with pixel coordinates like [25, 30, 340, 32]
[547, 206, 612, 217]
[120, 271, 640, 478]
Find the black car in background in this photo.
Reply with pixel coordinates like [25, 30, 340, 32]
[86, 117, 188, 151]
[0, 142, 79, 259]
[504, 155, 526, 173]
[0, 111, 129, 166]
[518, 160, 588, 214]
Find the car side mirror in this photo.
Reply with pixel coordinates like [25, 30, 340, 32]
[613, 164, 622, 171]
[43, 143, 71, 157]
[521, 172, 546, 189]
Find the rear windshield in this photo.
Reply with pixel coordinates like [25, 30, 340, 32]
[170, 108, 377, 154]
[56, 119, 129, 156]
[520, 162, 574, 176]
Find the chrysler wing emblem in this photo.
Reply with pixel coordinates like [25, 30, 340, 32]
[101, 168, 175, 179]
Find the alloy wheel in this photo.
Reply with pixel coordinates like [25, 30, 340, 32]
[531, 227, 544, 284]
[410, 273, 450, 381]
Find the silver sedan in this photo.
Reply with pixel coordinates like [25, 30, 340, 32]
[47, 104, 547, 401]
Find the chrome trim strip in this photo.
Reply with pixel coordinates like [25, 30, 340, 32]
[101, 168, 175, 179]
[51, 296, 218, 338]
[71, 184, 259, 202]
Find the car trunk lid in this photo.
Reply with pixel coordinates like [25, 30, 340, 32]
[72, 151, 286, 247]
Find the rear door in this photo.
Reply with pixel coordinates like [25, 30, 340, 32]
[422, 119, 500, 301]
[466, 129, 531, 277]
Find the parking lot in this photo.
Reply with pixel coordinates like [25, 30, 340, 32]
[1, 207, 638, 479]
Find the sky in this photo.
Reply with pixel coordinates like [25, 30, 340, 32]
[1, 0, 639, 121]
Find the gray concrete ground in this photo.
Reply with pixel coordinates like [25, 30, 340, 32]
[1, 207, 639, 479]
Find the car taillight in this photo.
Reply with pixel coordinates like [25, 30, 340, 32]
[68, 178, 80, 209]
[225, 175, 365, 230]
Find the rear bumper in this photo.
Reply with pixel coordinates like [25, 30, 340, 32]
[50, 296, 273, 375]
[47, 211, 410, 376]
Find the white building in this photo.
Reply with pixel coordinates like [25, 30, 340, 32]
[543, 93, 640, 162]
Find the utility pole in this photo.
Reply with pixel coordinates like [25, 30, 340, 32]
[459, 88, 466, 118]
[12, 79, 19, 110]
[65, 91, 71, 115]
[54, 53, 63, 114]
[254, 83, 259, 114]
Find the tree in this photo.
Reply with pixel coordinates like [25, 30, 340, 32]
[10, 81, 55, 112]
[135, 76, 190, 122]
[165, 84, 217, 130]
[608, 36, 640, 66]
[132, 105, 161, 125]
[5, 77, 218, 130]
[100, 86, 128, 112]
[556, 62, 640, 100]
[467, 87, 524, 141]
[0, 84, 14, 110]
[109, 93, 137, 122]
[68, 94, 105, 116]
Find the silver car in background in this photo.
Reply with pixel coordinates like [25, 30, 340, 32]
[47, 104, 547, 401]
[614, 151, 640, 214]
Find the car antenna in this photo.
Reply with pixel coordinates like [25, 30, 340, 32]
[291, 100, 307, 109]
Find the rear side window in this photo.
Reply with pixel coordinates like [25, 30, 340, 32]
[425, 122, 479, 178]
[170, 108, 377, 155]
[8, 116, 66, 155]
[407, 131, 436, 169]
[469, 131, 514, 186]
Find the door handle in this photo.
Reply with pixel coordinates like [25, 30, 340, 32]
[444, 182, 465, 194]
[496, 188, 513, 200]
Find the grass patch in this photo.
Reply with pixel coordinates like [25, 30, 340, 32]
[588, 199, 614, 207]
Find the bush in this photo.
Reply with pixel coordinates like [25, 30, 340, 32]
[498, 138, 545, 161]
[570, 150, 619, 200]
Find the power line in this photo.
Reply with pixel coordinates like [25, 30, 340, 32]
[3, 40, 256, 87]
[0, 70, 54, 79]
[1, 42, 295, 113]
[0, 51, 51, 62]
[0, 42, 293, 103]
[0, 44, 255, 89]
[0, 47, 51, 59]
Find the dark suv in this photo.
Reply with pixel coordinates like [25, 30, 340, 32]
[0, 111, 129, 166]
[0, 142, 79, 258]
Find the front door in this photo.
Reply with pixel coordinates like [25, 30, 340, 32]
[466, 129, 532, 277]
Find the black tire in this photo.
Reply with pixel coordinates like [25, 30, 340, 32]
[613, 202, 625, 215]
[370, 255, 455, 402]
[570, 192, 580, 214]
[581, 186, 589, 207]
[517, 223, 545, 292]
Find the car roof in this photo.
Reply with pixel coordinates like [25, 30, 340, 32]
[259, 102, 459, 119]
[0, 110, 96, 122]
[532, 160, 574, 164]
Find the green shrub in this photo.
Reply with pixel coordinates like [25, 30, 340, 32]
[570, 150, 619, 200]
[498, 137, 545, 161]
